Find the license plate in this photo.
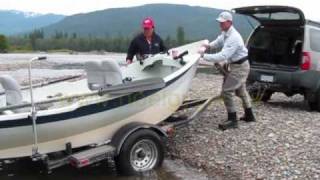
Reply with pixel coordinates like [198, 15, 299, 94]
[260, 75, 274, 82]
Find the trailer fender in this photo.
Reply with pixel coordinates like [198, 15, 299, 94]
[111, 122, 168, 155]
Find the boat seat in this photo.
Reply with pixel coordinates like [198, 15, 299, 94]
[141, 54, 181, 71]
[85, 60, 123, 90]
[0, 75, 23, 106]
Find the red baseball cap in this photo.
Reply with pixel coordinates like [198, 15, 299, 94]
[142, 17, 155, 29]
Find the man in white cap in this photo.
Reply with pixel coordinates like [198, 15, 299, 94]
[198, 11, 256, 131]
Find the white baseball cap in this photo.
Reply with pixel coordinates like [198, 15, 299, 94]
[216, 11, 233, 22]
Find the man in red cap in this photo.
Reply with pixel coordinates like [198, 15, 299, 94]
[126, 17, 167, 64]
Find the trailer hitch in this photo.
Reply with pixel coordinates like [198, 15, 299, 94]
[247, 82, 271, 102]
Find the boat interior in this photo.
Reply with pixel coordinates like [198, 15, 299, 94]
[0, 54, 186, 116]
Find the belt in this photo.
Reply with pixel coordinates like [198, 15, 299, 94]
[231, 56, 248, 64]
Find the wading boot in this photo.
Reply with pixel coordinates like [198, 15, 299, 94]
[218, 112, 238, 131]
[240, 108, 256, 122]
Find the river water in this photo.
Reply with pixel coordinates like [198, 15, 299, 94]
[0, 158, 208, 180]
[0, 53, 209, 180]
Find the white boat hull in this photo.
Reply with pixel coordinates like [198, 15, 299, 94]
[0, 55, 199, 159]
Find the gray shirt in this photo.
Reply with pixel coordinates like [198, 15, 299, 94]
[203, 26, 248, 63]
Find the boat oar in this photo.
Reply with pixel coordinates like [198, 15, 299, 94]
[0, 78, 166, 112]
[0, 75, 83, 96]
[0, 91, 100, 112]
[99, 78, 165, 95]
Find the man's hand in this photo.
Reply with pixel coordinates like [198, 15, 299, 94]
[214, 62, 228, 76]
[126, 59, 133, 64]
[170, 49, 179, 59]
[197, 46, 206, 56]
[198, 39, 210, 57]
[201, 39, 210, 49]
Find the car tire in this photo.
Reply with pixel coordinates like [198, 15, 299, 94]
[115, 129, 164, 176]
[308, 91, 320, 112]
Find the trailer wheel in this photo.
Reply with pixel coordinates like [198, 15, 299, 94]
[115, 129, 164, 175]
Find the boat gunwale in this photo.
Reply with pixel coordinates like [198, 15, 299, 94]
[0, 56, 199, 127]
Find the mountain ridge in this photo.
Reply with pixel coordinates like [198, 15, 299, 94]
[0, 10, 65, 35]
[41, 4, 255, 40]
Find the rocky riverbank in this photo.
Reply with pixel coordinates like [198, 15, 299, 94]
[167, 73, 320, 179]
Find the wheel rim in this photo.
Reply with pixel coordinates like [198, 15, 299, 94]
[130, 139, 158, 172]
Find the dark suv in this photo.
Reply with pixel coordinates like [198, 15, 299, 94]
[234, 6, 320, 111]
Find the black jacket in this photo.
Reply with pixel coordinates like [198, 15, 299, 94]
[126, 33, 166, 60]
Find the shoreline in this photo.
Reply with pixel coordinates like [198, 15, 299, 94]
[167, 73, 320, 179]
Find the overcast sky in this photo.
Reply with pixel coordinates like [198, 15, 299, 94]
[1, 0, 318, 21]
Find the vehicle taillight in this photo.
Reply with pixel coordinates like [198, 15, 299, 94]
[301, 52, 311, 70]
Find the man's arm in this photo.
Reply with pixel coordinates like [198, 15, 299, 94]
[203, 39, 239, 63]
[159, 37, 167, 53]
[126, 39, 137, 64]
[208, 35, 224, 50]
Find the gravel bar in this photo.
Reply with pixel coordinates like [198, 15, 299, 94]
[167, 73, 320, 180]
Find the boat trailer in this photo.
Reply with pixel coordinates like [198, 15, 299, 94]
[1, 55, 222, 174]
[23, 95, 220, 173]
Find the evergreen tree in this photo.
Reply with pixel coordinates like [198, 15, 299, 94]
[0, 35, 8, 52]
[72, 33, 77, 39]
[176, 26, 185, 46]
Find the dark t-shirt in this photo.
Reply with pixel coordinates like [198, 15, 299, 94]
[126, 33, 167, 60]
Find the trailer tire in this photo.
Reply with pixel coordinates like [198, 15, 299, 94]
[115, 129, 164, 175]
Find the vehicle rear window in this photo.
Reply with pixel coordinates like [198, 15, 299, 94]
[252, 12, 301, 20]
[310, 28, 320, 52]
